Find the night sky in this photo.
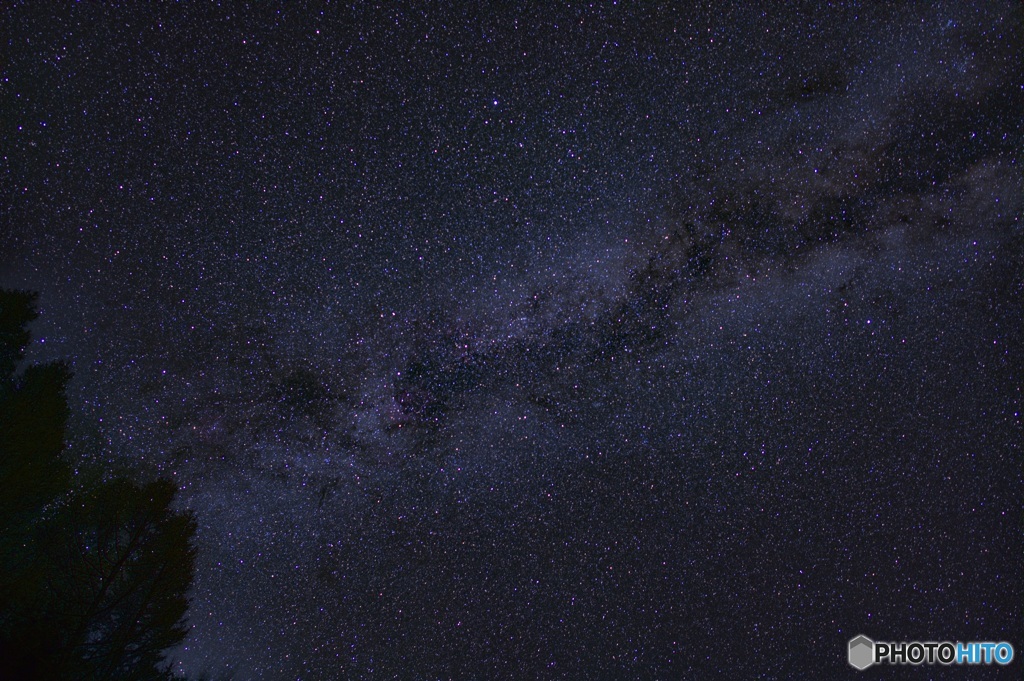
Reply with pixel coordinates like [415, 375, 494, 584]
[2, 2, 1023, 679]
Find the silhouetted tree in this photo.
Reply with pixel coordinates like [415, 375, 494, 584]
[0, 291, 71, 647]
[0, 290, 196, 681]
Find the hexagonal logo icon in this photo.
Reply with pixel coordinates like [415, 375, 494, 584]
[849, 635, 875, 670]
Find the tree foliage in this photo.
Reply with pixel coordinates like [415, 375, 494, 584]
[0, 290, 196, 681]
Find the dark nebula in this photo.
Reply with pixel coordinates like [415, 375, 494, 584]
[2, 2, 1022, 678]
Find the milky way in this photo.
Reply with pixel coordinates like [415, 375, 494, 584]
[3, 2, 1022, 678]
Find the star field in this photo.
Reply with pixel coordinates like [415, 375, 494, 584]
[2, 2, 1022, 679]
